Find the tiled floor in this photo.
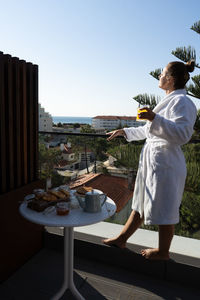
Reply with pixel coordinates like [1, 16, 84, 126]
[0, 248, 200, 300]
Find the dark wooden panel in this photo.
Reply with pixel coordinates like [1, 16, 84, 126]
[26, 63, 34, 182]
[0, 53, 7, 193]
[33, 65, 39, 181]
[13, 57, 22, 187]
[4, 54, 15, 190]
[0, 52, 39, 193]
[19, 60, 28, 185]
[0, 51, 41, 282]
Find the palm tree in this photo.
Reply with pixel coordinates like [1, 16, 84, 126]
[133, 20, 200, 109]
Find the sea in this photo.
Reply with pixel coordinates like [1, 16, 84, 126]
[52, 116, 92, 125]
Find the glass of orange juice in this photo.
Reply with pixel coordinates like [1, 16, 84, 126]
[56, 202, 70, 216]
[136, 105, 149, 121]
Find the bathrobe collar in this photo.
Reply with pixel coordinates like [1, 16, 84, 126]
[153, 89, 186, 113]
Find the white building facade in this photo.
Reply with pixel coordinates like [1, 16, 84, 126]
[92, 116, 145, 130]
[39, 104, 53, 132]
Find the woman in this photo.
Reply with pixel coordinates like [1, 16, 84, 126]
[103, 61, 197, 260]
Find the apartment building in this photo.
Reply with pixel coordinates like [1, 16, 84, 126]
[92, 115, 145, 130]
[39, 103, 53, 131]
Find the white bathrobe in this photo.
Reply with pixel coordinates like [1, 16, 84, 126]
[124, 89, 197, 225]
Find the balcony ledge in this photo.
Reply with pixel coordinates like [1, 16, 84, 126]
[45, 222, 200, 289]
[74, 222, 200, 260]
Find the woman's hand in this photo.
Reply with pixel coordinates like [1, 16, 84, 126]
[106, 129, 125, 141]
[138, 107, 156, 121]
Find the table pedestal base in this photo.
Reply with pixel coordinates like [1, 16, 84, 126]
[51, 227, 85, 300]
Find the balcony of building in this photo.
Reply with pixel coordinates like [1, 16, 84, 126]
[0, 221, 200, 299]
[1, 130, 200, 300]
[0, 51, 200, 300]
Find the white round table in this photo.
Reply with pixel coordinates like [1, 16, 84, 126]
[19, 196, 116, 300]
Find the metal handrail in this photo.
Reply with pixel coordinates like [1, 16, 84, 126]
[39, 131, 111, 138]
[39, 131, 200, 143]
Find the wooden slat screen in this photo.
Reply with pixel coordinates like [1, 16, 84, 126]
[0, 51, 38, 194]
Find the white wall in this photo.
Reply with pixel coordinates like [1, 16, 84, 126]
[39, 104, 53, 131]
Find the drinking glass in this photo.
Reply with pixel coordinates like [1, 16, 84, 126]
[136, 105, 149, 121]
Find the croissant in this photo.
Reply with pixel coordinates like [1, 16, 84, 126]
[42, 194, 57, 201]
[48, 190, 66, 199]
[59, 189, 70, 198]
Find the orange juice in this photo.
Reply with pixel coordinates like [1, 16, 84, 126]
[56, 202, 70, 216]
[136, 108, 148, 120]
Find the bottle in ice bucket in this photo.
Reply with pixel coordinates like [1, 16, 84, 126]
[136, 104, 148, 121]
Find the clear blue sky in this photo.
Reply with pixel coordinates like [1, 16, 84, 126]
[0, 0, 200, 117]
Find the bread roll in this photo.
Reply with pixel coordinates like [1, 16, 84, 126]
[76, 186, 93, 195]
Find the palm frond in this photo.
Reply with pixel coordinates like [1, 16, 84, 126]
[133, 94, 160, 110]
[172, 46, 200, 68]
[186, 75, 200, 99]
[191, 20, 200, 34]
[149, 68, 162, 80]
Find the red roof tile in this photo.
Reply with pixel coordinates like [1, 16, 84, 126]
[93, 116, 136, 121]
[70, 173, 133, 213]
[69, 173, 101, 188]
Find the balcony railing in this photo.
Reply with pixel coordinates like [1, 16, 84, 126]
[39, 130, 200, 240]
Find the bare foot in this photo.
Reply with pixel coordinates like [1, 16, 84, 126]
[102, 237, 126, 249]
[141, 248, 170, 260]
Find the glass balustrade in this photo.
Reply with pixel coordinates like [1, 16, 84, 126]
[38, 130, 200, 240]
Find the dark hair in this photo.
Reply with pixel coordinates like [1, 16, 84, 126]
[167, 60, 195, 89]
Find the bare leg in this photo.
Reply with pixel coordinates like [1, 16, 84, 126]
[141, 224, 174, 260]
[103, 210, 143, 248]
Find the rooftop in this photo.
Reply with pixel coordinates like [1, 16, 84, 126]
[70, 174, 133, 212]
[93, 116, 137, 120]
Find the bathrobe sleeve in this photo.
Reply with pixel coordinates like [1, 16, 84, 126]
[149, 95, 197, 145]
[123, 124, 147, 142]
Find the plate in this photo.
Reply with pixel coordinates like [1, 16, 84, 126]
[24, 194, 35, 201]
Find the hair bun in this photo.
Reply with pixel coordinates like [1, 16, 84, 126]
[185, 60, 195, 73]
